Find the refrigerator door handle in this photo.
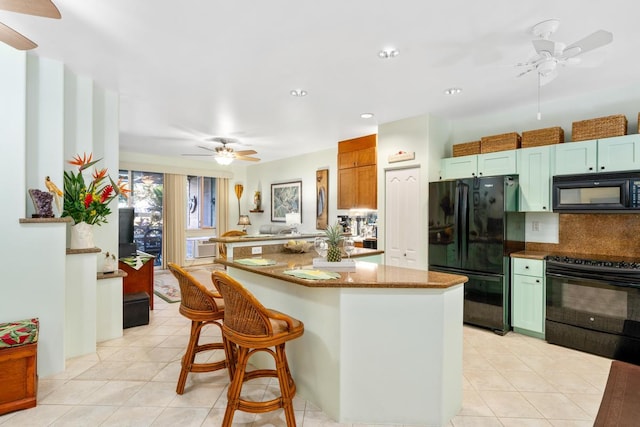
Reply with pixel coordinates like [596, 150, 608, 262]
[454, 182, 462, 262]
[460, 182, 469, 264]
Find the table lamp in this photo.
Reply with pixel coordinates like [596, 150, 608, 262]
[237, 215, 251, 232]
[285, 212, 301, 234]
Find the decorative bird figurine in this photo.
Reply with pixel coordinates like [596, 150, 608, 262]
[45, 176, 63, 213]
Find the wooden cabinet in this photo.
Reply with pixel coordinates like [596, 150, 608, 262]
[517, 146, 553, 212]
[511, 258, 545, 338]
[119, 255, 155, 310]
[338, 134, 377, 209]
[440, 150, 517, 180]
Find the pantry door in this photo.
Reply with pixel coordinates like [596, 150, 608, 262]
[385, 167, 421, 268]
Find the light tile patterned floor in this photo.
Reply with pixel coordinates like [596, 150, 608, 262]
[0, 271, 612, 426]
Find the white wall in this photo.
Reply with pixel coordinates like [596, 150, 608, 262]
[244, 148, 337, 234]
[0, 44, 121, 376]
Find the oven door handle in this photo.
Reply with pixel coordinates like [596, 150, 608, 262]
[546, 271, 640, 289]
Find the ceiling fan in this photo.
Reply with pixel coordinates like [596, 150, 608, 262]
[182, 137, 260, 165]
[516, 19, 613, 86]
[0, 0, 61, 50]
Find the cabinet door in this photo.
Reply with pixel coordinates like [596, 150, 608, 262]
[338, 151, 357, 169]
[356, 164, 377, 209]
[597, 135, 640, 172]
[338, 168, 356, 209]
[441, 155, 478, 180]
[517, 146, 552, 212]
[477, 150, 517, 176]
[512, 274, 545, 334]
[554, 140, 597, 175]
[356, 147, 376, 167]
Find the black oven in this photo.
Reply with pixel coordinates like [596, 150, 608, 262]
[545, 255, 640, 364]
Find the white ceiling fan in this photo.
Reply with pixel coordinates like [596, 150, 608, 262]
[516, 19, 613, 86]
[182, 137, 260, 165]
[0, 0, 61, 50]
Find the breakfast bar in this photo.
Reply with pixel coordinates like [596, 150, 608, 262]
[216, 252, 468, 425]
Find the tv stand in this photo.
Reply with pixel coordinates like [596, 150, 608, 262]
[119, 253, 155, 310]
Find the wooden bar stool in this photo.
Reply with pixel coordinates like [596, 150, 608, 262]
[167, 263, 229, 394]
[211, 271, 304, 427]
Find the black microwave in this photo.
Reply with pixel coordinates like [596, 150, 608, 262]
[552, 171, 640, 212]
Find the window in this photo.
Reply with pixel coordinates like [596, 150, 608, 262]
[187, 176, 216, 229]
[119, 170, 164, 266]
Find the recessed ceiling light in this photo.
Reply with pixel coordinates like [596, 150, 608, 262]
[378, 49, 399, 59]
[290, 89, 308, 97]
[444, 87, 462, 95]
[360, 113, 374, 119]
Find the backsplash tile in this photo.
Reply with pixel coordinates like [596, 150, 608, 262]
[526, 213, 640, 258]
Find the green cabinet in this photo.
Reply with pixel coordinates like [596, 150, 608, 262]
[554, 135, 640, 175]
[554, 139, 597, 175]
[440, 150, 516, 180]
[598, 135, 640, 172]
[517, 146, 553, 212]
[511, 257, 545, 339]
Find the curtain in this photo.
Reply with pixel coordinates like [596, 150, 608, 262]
[216, 177, 229, 236]
[164, 173, 187, 267]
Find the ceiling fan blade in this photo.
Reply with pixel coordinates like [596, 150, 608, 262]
[197, 145, 216, 152]
[563, 30, 613, 57]
[0, 0, 61, 18]
[0, 22, 37, 50]
[516, 67, 535, 78]
[532, 39, 555, 55]
[235, 155, 261, 162]
[181, 153, 213, 157]
[234, 149, 258, 156]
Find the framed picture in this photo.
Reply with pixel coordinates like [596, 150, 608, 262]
[316, 169, 328, 230]
[271, 181, 302, 222]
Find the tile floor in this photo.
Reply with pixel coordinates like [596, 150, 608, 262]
[0, 270, 612, 426]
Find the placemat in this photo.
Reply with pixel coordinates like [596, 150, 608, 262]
[234, 258, 277, 266]
[283, 269, 340, 280]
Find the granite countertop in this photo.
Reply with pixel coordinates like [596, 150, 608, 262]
[510, 250, 548, 260]
[216, 251, 468, 289]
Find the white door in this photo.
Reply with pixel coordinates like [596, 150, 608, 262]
[385, 167, 421, 268]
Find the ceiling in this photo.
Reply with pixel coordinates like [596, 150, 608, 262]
[2, 1, 640, 163]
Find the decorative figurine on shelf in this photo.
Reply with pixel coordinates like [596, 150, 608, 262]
[28, 189, 54, 218]
[254, 191, 261, 210]
[45, 176, 63, 214]
[103, 252, 117, 273]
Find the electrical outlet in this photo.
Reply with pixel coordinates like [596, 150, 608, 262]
[251, 246, 262, 255]
[532, 221, 540, 232]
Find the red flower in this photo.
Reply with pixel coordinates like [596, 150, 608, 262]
[84, 193, 93, 208]
[100, 185, 114, 203]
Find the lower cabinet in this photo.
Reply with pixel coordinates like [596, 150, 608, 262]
[511, 257, 545, 338]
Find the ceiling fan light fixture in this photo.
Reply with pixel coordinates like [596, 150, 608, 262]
[378, 49, 399, 59]
[215, 156, 233, 165]
[444, 87, 462, 96]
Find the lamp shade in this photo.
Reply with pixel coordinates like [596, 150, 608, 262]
[285, 213, 301, 225]
[237, 215, 251, 226]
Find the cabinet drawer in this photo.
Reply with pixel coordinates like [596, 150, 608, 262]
[512, 258, 543, 277]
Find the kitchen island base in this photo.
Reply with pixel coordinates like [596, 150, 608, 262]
[226, 266, 463, 425]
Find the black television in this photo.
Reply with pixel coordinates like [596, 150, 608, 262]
[118, 207, 137, 258]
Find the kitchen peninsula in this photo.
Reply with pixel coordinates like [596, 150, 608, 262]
[215, 252, 468, 425]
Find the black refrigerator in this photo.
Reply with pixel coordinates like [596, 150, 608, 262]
[428, 175, 525, 334]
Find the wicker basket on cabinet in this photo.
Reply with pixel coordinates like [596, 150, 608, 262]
[480, 132, 521, 153]
[521, 127, 564, 148]
[452, 140, 481, 157]
[571, 114, 627, 142]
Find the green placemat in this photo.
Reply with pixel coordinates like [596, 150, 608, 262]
[234, 258, 277, 266]
[283, 269, 340, 280]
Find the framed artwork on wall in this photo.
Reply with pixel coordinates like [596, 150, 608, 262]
[316, 169, 328, 230]
[271, 181, 302, 222]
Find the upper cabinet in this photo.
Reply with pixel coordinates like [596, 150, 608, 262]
[554, 135, 640, 175]
[517, 146, 554, 212]
[338, 134, 377, 209]
[440, 150, 517, 180]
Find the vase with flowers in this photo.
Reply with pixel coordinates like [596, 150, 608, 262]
[63, 153, 129, 249]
